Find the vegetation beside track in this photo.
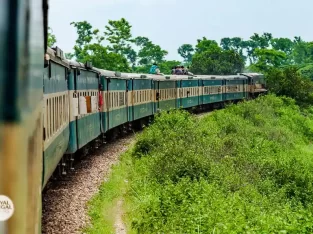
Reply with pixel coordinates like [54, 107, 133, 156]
[85, 94, 313, 234]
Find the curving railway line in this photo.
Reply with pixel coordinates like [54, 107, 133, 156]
[0, 1, 267, 233]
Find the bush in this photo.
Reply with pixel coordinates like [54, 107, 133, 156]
[124, 95, 313, 233]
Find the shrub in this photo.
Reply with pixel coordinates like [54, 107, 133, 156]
[125, 95, 313, 233]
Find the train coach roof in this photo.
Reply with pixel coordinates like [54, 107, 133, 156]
[46, 47, 70, 67]
[93, 68, 117, 77]
[194, 75, 224, 79]
[240, 73, 264, 78]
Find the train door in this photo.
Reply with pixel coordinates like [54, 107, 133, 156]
[75, 68, 101, 149]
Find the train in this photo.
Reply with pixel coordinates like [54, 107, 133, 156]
[0, 1, 266, 233]
[43, 46, 266, 188]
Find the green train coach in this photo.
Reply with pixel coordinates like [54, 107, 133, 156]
[0, 2, 267, 233]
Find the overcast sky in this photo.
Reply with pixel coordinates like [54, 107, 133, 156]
[49, 0, 312, 61]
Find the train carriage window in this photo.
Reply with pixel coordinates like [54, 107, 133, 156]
[109, 92, 111, 108]
[56, 96, 58, 130]
[54, 97, 56, 134]
[113, 92, 115, 107]
[49, 99, 52, 137]
[113, 92, 115, 108]
[138, 91, 140, 103]
[56, 96, 59, 130]
[47, 98, 49, 138]
[119, 92, 122, 106]
[114, 92, 116, 108]
[62, 95, 64, 124]
[141, 90, 143, 103]
[135, 90, 138, 104]
[52, 97, 54, 134]
[64, 95, 67, 122]
[110, 92, 112, 108]
[46, 99, 49, 139]
[58, 96, 61, 129]
[60, 96, 63, 126]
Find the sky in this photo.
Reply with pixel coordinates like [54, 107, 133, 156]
[49, 0, 313, 61]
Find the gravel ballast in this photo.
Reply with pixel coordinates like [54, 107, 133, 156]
[42, 135, 134, 234]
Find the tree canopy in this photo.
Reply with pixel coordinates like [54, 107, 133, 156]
[48, 27, 57, 47]
[190, 38, 244, 75]
[48, 18, 313, 104]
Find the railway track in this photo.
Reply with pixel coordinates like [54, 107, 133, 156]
[42, 135, 135, 234]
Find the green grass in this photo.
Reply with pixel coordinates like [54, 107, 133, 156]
[86, 94, 313, 234]
[83, 153, 132, 234]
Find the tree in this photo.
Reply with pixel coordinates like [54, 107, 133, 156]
[104, 18, 137, 66]
[178, 44, 194, 63]
[298, 64, 313, 80]
[221, 37, 246, 62]
[270, 38, 294, 56]
[70, 21, 130, 72]
[70, 21, 101, 61]
[48, 27, 57, 47]
[292, 41, 313, 65]
[266, 66, 313, 106]
[78, 43, 130, 71]
[190, 45, 244, 75]
[250, 32, 273, 49]
[135, 36, 168, 65]
[104, 18, 134, 53]
[195, 37, 219, 53]
[250, 48, 287, 72]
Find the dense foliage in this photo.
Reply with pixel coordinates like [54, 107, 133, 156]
[128, 95, 313, 233]
[47, 27, 57, 47]
[86, 95, 313, 233]
[266, 67, 313, 106]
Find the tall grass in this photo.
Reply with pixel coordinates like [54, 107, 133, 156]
[87, 94, 313, 233]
